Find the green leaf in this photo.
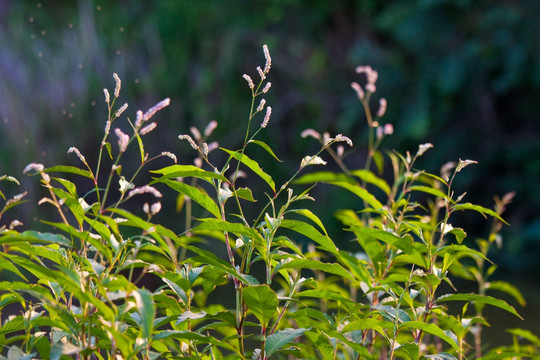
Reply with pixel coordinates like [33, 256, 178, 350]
[221, 148, 275, 193]
[477, 353, 532, 360]
[280, 219, 338, 255]
[351, 169, 391, 194]
[507, 328, 540, 345]
[151, 164, 228, 182]
[437, 293, 522, 319]
[160, 179, 221, 218]
[242, 285, 278, 327]
[278, 259, 354, 281]
[294, 171, 354, 185]
[247, 140, 282, 162]
[341, 318, 391, 337]
[452, 203, 508, 225]
[0, 231, 71, 247]
[408, 185, 451, 201]
[234, 187, 256, 202]
[400, 321, 460, 353]
[423, 354, 458, 360]
[296, 290, 353, 306]
[265, 328, 307, 357]
[326, 181, 383, 210]
[289, 209, 328, 236]
[133, 289, 155, 340]
[487, 281, 527, 307]
[134, 129, 145, 164]
[44, 165, 93, 179]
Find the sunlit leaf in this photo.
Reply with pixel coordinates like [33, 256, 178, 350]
[437, 293, 522, 319]
[248, 139, 282, 162]
[44, 165, 93, 179]
[160, 179, 221, 218]
[265, 328, 307, 357]
[243, 285, 278, 327]
[221, 148, 275, 192]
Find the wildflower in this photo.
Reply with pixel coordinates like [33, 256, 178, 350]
[143, 98, 170, 122]
[113, 73, 121, 98]
[103, 88, 110, 103]
[218, 186, 233, 203]
[336, 145, 344, 157]
[242, 74, 255, 90]
[356, 66, 378, 94]
[9, 220, 23, 230]
[140, 122, 157, 135]
[194, 158, 202, 168]
[440, 161, 456, 182]
[115, 103, 128, 117]
[262, 82, 272, 93]
[118, 176, 134, 193]
[383, 123, 394, 135]
[67, 147, 86, 164]
[235, 238, 245, 248]
[261, 106, 272, 128]
[417, 143, 434, 157]
[202, 142, 209, 157]
[207, 141, 219, 152]
[351, 82, 364, 101]
[377, 126, 384, 140]
[104, 120, 111, 135]
[161, 151, 177, 163]
[114, 128, 129, 153]
[190, 126, 201, 140]
[23, 163, 44, 174]
[263, 44, 271, 74]
[257, 66, 265, 80]
[377, 98, 387, 117]
[365, 83, 376, 93]
[334, 134, 353, 147]
[300, 128, 321, 140]
[204, 120, 218, 137]
[128, 185, 163, 198]
[301, 155, 327, 168]
[256, 98, 266, 112]
[135, 110, 144, 127]
[78, 197, 91, 212]
[178, 134, 199, 150]
[456, 159, 478, 173]
[144, 202, 162, 216]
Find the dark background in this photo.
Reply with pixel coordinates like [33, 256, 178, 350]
[1, 0, 539, 343]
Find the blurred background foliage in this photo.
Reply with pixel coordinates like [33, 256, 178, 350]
[1, 0, 539, 338]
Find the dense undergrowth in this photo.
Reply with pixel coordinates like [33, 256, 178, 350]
[1, 46, 539, 359]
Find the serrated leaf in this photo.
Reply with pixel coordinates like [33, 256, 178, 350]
[248, 140, 282, 161]
[160, 179, 220, 218]
[44, 165, 93, 179]
[437, 293, 522, 319]
[265, 328, 307, 357]
[243, 285, 278, 327]
[221, 148, 275, 192]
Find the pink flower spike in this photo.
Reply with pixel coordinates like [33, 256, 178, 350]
[261, 106, 272, 128]
[351, 82, 364, 100]
[23, 163, 44, 174]
[262, 82, 272, 93]
[113, 73, 121, 98]
[377, 98, 387, 117]
[300, 129, 321, 139]
[128, 185, 163, 198]
[143, 98, 170, 122]
[242, 74, 255, 90]
[140, 122, 157, 135]
[263, 44, 271, 74]
[114, 128, 129, 153]
[204, 120, 218, 137]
